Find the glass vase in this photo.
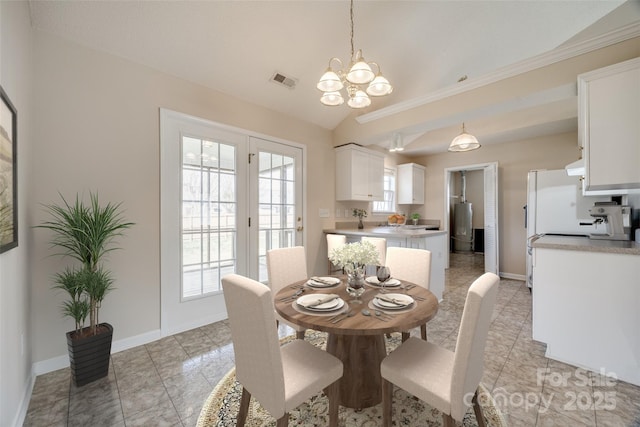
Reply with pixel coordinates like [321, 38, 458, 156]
[346, 266, 366, 304]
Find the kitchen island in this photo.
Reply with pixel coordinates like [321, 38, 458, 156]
[323, 227, 447, 301]
[531, 235, 640, 386]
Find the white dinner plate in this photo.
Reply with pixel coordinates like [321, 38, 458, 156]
[296, 294, 344, 311]
[365, 277, 401, 287]
[373, 293, 414, 310]
[306, 276, 341, 288]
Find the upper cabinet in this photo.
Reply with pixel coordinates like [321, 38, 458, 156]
[335, 144, 384, 201]
[578, 57, 640, 194]
[397, 163, 425, 205]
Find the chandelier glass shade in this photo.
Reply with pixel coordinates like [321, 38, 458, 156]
[320, 90, 344, 106]
[448, 123, 481, 152]
[317, 0, 393, 108]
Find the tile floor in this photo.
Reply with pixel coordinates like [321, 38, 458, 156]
[23, 253, 640, 426]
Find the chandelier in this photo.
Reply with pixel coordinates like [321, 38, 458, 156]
[316, 0, 393, 108]
[448, 123, 481, 152]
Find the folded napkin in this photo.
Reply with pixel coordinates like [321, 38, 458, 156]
[310, 276, 337, 285]
[298, 294, 339, 308]
[376, 295, 409, 307]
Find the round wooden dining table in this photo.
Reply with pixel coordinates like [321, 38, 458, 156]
[274, 276, 438, 409]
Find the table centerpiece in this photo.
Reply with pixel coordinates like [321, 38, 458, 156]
[329, 240, 379, 303]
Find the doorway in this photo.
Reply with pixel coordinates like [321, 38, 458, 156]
[444, 163, 499, 275]
[160, 109, 304, 336]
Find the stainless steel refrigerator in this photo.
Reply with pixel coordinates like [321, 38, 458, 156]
[525, 169, 609, 288]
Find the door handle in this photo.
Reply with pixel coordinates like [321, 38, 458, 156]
[297, 226, 304, 232]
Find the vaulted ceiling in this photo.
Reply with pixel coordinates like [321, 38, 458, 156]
[28, 1, 640, 154]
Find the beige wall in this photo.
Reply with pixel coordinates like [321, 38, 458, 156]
[1, 2, 34, 425]
[414, 132, 579, 277]
[30, 31, 334, 364]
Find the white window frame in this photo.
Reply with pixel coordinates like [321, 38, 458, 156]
[373, 167, 396, 214]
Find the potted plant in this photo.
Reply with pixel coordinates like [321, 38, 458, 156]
[38, 192, 133, 386]
[410, 213, 421, 225]
[353, 208, 367, 229]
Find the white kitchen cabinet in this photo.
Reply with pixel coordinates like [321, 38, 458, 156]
[335, 144, 384, 201]
[384, 237, 406, 248]
[578, 57, 640, 193]
[397, 163, 425, 205]
[532, 246, 640, 386]
[406, 234, 446, 301]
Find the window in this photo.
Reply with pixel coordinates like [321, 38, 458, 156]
[182, 136, 237, 299]
[373, 168, 396, 213]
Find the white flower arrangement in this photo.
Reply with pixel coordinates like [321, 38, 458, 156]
[329, 241, 379, 273]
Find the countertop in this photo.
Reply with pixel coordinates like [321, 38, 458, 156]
[323, 226, 447, 238]
[531, 234, 640, 255]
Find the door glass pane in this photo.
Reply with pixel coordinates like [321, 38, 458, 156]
[257, 150, 297, 282]
[182, 136, 237, 300]
[259, 178, 271, 203]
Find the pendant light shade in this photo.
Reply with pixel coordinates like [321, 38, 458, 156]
[320, 91, 345, 106]
[367, 72, 393, 97]
[448, 123, 480, 152]
[389, 133, 404, 152]
[317, 66, 344, 92]
[347, 87, 371, 108]
[346, 50, 375, 84]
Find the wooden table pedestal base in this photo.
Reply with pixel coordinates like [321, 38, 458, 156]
[326, 333, 387, 409]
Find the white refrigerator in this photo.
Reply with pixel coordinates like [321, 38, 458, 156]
[525, 169, 609, 288]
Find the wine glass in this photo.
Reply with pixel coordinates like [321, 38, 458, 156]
[377, 266, 391, 293]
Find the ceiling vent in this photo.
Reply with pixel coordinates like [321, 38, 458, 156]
[270, 72, 297, 89]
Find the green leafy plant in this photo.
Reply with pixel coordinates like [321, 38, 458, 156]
[410, 213, 421, 220]
[38, 192, 133, 336]
[352, 208, 367, 219]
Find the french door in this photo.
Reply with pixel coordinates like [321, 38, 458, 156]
[160, 110, 304, 335]
[248, 137, 304, 283]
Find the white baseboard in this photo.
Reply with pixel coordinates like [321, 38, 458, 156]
[32, 328, 162, 376]
[12, 374, 35, 427]
[32, 314, 229, 376]
[32, 354, 70, 377]
[499, 272, 526, 281]
[111, 329, 162, 354]
[161, 312, 228, 337]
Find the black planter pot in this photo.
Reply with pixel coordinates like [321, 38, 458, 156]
[66, 322, 113, 387]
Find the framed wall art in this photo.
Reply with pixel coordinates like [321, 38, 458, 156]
[0, 85, 17, 253]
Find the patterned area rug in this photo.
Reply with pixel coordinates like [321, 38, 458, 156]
[197, 331, 507, 427]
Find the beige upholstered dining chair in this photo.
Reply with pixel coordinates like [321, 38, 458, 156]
[221, 274, 343, 427]
[361, 236, 386, 275]
[326, 234, 346, 274]
[385, 246, 431, 341]
[380, 272, 500, 427]
[267, 246, 308, 339]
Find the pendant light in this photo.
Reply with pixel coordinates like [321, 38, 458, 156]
[389, 133, 404, 152]
[448, 123, 480, 152]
